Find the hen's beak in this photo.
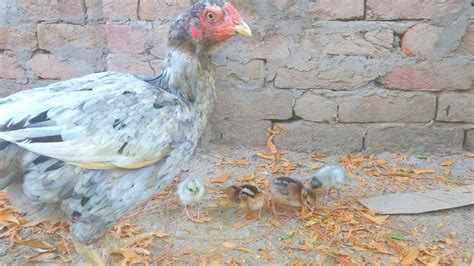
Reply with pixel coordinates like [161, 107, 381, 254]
[234, 21, 252, 37]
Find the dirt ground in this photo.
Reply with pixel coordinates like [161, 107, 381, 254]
[0, 143, 473, 265]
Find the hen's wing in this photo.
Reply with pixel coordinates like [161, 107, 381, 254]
[0, 72, 193, 170]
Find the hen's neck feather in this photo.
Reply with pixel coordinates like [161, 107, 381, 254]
[147, 48, 216, 126]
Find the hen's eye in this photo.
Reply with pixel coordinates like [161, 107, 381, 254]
[206, 12, 216, 22]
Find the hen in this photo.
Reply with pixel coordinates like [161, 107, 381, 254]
[0, 0, 251, 264]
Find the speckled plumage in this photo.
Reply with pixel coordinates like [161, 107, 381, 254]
[0, 0, 250, 245]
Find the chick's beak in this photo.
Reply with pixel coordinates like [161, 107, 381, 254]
[233, 21, 252, 37]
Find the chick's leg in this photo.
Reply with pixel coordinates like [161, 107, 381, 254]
[184, 205, 193, 219]
[73, 239, 106, 266]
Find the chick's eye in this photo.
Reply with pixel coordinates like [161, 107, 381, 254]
[206, 12, 216, 22]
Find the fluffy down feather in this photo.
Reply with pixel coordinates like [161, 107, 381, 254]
[310, 165, 346, 190]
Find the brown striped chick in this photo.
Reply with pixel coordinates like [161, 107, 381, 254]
[227, 185, 265, 219]
[271, 177, 317, 215]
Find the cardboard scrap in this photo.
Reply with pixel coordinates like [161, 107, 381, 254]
[359, 185, 474, 214]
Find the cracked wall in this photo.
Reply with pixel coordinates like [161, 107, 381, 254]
[1, 0, 473, 154]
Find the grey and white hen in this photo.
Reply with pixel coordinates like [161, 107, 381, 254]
[0, 0, 251, 262]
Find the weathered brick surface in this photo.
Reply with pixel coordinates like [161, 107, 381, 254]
[401, 24, 443, 57]
[289, 0, 365, 20]
[203, 118, 271, 146]
[274, 121, 366, 153]
[215, 59, 265, 89]
[302, 26, 394, 57]
[102, 0, 138, 21]
[106, 24, 149, 54]
[0, 55, 25, 79]
[365, 125, 465, 154]
[30, 54, 91, 79]
[214, 89, 293, 121]
[294, 93, 337, 122]
[139, 0, 189, 21]
[437, 94, 474, 123]
[1, 0, 472, 153]
[465, 130, 474, 151]
[13, 0, 86, 23]
[38, 24, 106, 51]
[379, 61, 474, 91]
[366, 0, 463, 20]
[339, 95, 436, 123]
[0, 25, 37, 52]
[107, 54, 163, 76]
[456, 22, 474, 55]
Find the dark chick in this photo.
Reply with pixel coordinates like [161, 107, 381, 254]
[227, 185, 265, 219]
[271, 177, 317, 215]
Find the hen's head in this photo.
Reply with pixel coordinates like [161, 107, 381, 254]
[169, 0, 252, 53]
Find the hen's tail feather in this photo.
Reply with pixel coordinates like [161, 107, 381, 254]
[0, 140, 25, 189]
[7, 180, 65, 223]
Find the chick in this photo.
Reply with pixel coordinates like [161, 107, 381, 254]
[177, 176, 205, 219]
[227, 185, 265, 219]
[310, 165, 346, 200]
[271, 177, 317, 215]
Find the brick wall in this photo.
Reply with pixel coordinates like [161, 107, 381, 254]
[1, 0, 473, 154]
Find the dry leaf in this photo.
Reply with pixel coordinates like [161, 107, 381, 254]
[232, 223, 245, 229]
[399, 250, 419, 265]
[270, 217, 281, 227]
[24, 252, 59, 262]
[182, 247, 195, 255]
[440, 159, 456, 166]
[256, 153, 275, 160]
[209, 258, 222, 266]
[190, 216, 211, 224]
[426, 256, 440, 266]
[301, 239, 313, 252]
[413, 169, 435, 175]
[238, 174, 255, 182]
[155, 230, 169, 238]
[222, 242, 253, 253]
[0, 212, 20, 224]
[234, 159, 251, 168]
[209, 174, 231, 184]
[360, 212, 389, 224]
[465, 152, 474, 158]
[22, 238, 54, 250]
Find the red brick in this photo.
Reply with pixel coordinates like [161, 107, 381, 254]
[456, 23, 474, 55]
[365, 125, 464, 153]
[274, 121, 366, 153]
[294, 93, 337, 122]
[437, 94, 474, 123]
[139, 0, 188, 21]
[214, 89, 292, 120]
[0, 25, 37, 52]
[107, 54, 163, 76]
[102, 0, 138, 21]
[0, 55, 25, 79]
[379, 61, 473, 91]
[17, 0, 85, 23]
[302, 26, 394, 57]
[106, 24, 148, 54]
[30, 54, 90, 79]
[339, 95, 436, 123]
[401, 24, 443, 57]
[366, 0, 463, 20]
[38, 24, 106, 51]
